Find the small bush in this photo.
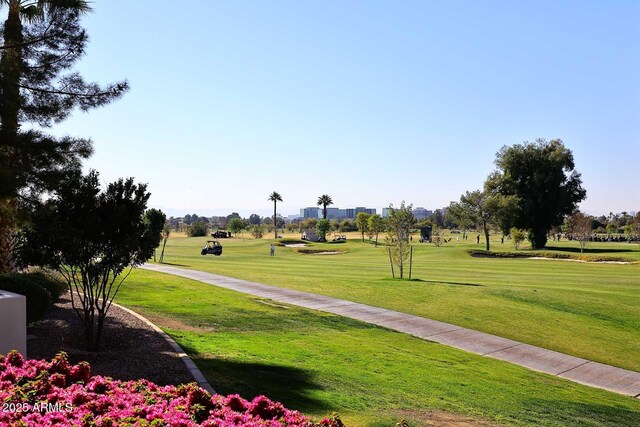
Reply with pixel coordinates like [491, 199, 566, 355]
[467, 250, 634, 263]
[188, 221, 209, 237]
[0, 274, 53, 323]
[296, 248, 346, 254]
[23, 271, 67, 302]
[279, 238, 306, 244]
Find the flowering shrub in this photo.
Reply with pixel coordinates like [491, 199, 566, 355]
[0, 352, 343, 427]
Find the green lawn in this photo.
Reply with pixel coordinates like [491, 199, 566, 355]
[116, 269, 640, 426]
[151, 233, 640, 372]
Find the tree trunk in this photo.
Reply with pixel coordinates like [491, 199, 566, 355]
[0, 3, 24, 274]
[159, 237, 168, 263]
[483, 221, 490, 251]
[530, 227, 548, 249]
[273, 202, 277, 239]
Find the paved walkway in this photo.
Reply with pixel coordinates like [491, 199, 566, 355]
[141, 264, 640, 399]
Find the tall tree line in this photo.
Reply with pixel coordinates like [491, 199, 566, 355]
[0, 1, 127, 272]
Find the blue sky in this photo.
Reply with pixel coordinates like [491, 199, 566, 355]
[51, 1, 639, 218]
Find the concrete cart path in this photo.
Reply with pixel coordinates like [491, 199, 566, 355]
[141, 263, 640, 399]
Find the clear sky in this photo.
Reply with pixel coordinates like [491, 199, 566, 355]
[50, 1, 639, 218]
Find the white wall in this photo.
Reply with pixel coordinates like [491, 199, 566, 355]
[0, 291, 27, 357]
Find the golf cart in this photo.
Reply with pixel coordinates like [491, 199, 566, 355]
[201, 240, 223, 256]
[211, 230, 231, 238]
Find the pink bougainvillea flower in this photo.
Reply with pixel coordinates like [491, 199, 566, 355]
[0, 351, 333, 427]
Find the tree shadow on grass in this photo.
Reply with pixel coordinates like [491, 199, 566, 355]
[420, 279, 484, 287]
[185, 350, 331, 415]
[526, 398, 640, 426]
[542, 246, 635, 254]
[382, 277, 483, 287]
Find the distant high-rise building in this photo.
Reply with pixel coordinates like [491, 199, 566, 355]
[326, 207, 347, 220]
[412, 207, 432, 220]
[382, 208, 390, 218]
[300, 207, 320, 219]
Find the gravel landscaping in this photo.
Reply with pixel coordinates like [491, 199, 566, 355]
[26, 293, 194, 386]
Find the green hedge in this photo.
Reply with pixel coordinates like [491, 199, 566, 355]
[278, 238, 307, 244]
[296, 248, 347, 254]
[0, 274, 53, 323]
[467, 250, 634, 263]
[22, 271, 67, 302]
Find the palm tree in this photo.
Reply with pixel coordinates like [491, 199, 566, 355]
[0, 0, 91, 273]
[268, 191, 282, 239]
[317, 194, 333, 219]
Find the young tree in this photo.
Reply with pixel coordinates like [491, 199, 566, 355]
[457, 189, 517, 251]
[18, 171, 163, 351]
[368, 214, 385, 247]
[431, 226, 443, 247]
[268, 191, 282, 239]
[565, 211, 593, 253]
[446, 201, 474, 239]
[355, 212, 370, 242]
[385, 202, 415, 279]
[249, 223, 266, 239]
[227, 217, 245, 237]
[317, 194, 333, 219]
[487, 139, 586, 249]
[316, 219, 331, 241]
[510, 227, 526, 251]
[0, 2, 128, 273]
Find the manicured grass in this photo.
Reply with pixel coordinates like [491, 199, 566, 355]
[153, 233, 640, 372]
[116, 269, 640, 426]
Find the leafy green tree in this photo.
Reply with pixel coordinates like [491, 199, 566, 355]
[301, 218, 318, 231]
[355, 212, 370, 242]
[268, 191, 282, 239]
[316, 219, 331, 240]
[487, 139, 586, 249]
[0, 1, 128, 273]
[18, 170, 163, 351]
[446, 201, 475, 238]
[248, 213, 262, 225]
[510, 227, 526, 251]
[339, 219, 357, 232]
[634, 213, 640, 245]
[457, 189, 518, 251]
[368, 214, 385, 247]
[227, 217, 245, 236]
[188, 221, 208, 237]
[385, 202, 415, 279]
[249, 223, 266, 239]
[317, 194, 333, 219]
[605, 223, 616, 236]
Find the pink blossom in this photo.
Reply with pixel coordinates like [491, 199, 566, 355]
[0, 351, 332, 427]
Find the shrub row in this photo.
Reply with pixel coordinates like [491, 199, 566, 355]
[0, 271, 66, 323]
[0, 352, 344, 427]
[278, 238, 307, 245]
[295, 248, 346, 255]
[467, 250, 634, 263]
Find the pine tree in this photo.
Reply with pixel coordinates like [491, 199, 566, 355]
[0, 2, 128, 272]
